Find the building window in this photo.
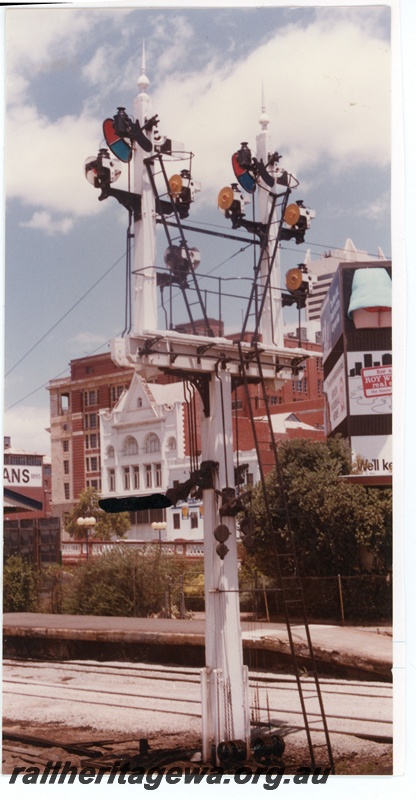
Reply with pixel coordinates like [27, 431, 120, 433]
[111, 384, 126, 404]
[167, 437, 177, 451]
[190, 512, 198, 529]
[84, 389, 98, 406]
[154, 463, 162, 487]
[123, 436, 138, 456]
[109, 469, 116, 492]
[137, 397, 143, 407]
[90, 456, 98, 472]
[145, 433, 160, 453]
[145, 465, 152, 488]
[124, 467, 130, 490]
[270, 396, 277, 405]
[60, 394, 69, 414]
[173, 513, 181, 530]
[106, 445, 115, 459]
[303, 378, 308, 393]
[63, 460, 69, 475]
[246, 473, 254, 486]
[232, 400, 243, 411]
[86, 433, 98, 449]
[63, 440, 69, 452]
[64, 483, 70, 500]
[318, 379, 322, 396]
[133, 466, 140, 489]
[84, 413, 97, 430]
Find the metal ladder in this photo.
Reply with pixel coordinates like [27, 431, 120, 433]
[237, 341, 335, 773]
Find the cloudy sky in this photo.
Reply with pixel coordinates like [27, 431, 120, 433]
[3, 2, 395, 454]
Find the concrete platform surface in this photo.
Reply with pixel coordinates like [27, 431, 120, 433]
[3, 613, 393, 680]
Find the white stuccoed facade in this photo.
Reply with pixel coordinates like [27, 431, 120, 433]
[100, 373, 259, 542]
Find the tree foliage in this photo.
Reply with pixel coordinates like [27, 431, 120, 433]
[3, 554, 38, 612]
[65, 547, 202, 617]
[65, 487, 130, 541]
[246, 436, 392, 577]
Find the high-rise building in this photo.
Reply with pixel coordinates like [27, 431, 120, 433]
[305, 239, 387, 323]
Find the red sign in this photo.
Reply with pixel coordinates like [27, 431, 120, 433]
[361, 366, 392, 397]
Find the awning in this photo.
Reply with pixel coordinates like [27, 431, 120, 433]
[4, 489, 43, 513]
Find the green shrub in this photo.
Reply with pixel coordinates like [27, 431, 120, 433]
[65, 547, 203, 617]
[3, 555, 38, 612]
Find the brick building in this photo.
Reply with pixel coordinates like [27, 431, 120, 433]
[48, 353, 135, 524]
[3, 438, 52, 520]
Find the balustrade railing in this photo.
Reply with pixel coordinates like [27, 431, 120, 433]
[61, 538, 204, 562]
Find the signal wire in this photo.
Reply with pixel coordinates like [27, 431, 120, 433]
[5, 252, 126, 378]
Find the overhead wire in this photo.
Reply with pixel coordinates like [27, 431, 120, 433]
[5, 190, 390, 413]
[5, 252, 126, 378]
[5, 337, 116, 412]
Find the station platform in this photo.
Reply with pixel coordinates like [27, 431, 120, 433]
[3, 613, 393, 682]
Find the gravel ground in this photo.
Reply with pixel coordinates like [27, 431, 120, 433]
[2, 659, 393, 776]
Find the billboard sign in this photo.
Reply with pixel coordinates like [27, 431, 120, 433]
[351, 435, 392, 476]
[3, 466, 43, 488]
[321, 273, 342, 362]
[323, 355, 347, 435]
[361, 365, 392, 398]
[347, 352, 392, 416]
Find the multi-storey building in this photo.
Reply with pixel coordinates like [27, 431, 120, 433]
[48, 353, 135, 524]
[305, 239, 387, 323]
[229, 328, 326, 432]
[3, 438, 52, 520]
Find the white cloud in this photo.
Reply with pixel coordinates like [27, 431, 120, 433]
[20, 211, 74, 235]
[4, 405, 51, 456]
[70, 332, 110, 349]
[6, 106, 105, 217]
[359, 191, 391, 223]
[151, 18, 390, 203]
[5, 11, 390, 224]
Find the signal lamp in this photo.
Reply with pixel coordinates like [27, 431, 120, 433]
[284, 203, 301, 227]
[285, 268, 304, 293]
[218, 186, 235, 211]
[214, 524, 230, 543]
[188, 247, 201, 270]
[216, 543, 229, 560]
[84, 150, 121, 188]
[169, 174, 183, 196]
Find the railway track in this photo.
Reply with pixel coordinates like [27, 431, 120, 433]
[3, 659, 392, 776]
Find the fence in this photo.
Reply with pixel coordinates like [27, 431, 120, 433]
[4, 518, 61, 568]
[61, 539, 204, 564]
[182, 573, 392, 624]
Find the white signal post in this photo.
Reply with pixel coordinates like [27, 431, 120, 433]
[110, 58, 309, 764]
[256, 91, 284, 348]
[133, 47, 157, 333]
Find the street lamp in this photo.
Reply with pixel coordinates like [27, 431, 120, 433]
[151, 521, 167, 547]
[77, 516, 96, 561]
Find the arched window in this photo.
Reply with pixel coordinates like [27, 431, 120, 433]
[167, 437, 177, 451]
[106, 446, 115, 459]
[123, 436, 138, 456]
[145, 433, 161, 453]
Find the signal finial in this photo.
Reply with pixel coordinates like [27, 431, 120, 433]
[259, 82, 270, 131]
[138, 40, 150, 93]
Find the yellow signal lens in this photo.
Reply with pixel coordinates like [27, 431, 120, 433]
[284, 203, 301, 226]
[218, 186, 234, 210]
[285, 268, 303, 292]
[169, 174, 183, 196]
